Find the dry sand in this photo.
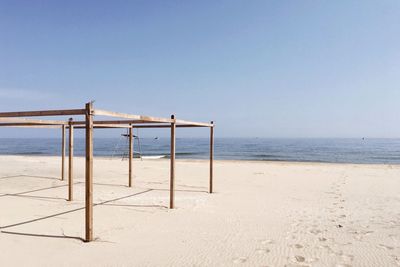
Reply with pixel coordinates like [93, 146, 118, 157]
[0, 155, 400, 266]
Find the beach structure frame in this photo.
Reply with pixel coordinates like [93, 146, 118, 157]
[0, 102, 214, 242]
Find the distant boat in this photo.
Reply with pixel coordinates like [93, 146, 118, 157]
[154, 137, 159, 140]
[142, 155, 165, 159]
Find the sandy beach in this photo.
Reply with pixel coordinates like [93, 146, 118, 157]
[0, 156, 399, 266]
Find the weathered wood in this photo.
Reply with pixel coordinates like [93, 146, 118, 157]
[70, 124, 132, 129]
[132, 125, 170, 128]
[61, 125, 66, 181]
[129, 126, 133, 187]
[85, 102, 94, 242]
[209, 121, 214, 194]
[92, 124, 132, 128]
[0, 109, 85, 117]
[0, 117, 67, 125]
[68, 118, 74, 201]
[71, 120, 160, 125]
[170, 115, 176, 209]
[0, 124, 62, 128]
[132, 124, 209, 128]
[93, 109, 173, 123]
[175, 119, 213, 127]
[86, 124, 205, 129]
[70, 119, 211, 127]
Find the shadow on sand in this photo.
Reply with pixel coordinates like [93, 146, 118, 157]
[0, 174, 61, 181]
[0, 176, 209, 242]
[0, 189, 154, 241]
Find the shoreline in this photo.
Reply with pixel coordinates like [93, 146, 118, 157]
[0, 153, 399, 167]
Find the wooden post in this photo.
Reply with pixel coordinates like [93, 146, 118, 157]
[85, 102, 94, 242]
[209, 122, 214, 193]
[68, 118, 74, 201]
[170, 115, 176, 209]
[128, 125, 133, 187]
[61, 125, 66, 181]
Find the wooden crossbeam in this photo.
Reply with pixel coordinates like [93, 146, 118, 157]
[93, 109, 173, 123]
[0, 124, 61, 128]
[0, 117, 67, 125]
[132, 124, 211, 128]
[70, 124, 132, 129]
[71, 120, 163, 125]
[0, 109, 85, 117]
[175, 119, 213, 127]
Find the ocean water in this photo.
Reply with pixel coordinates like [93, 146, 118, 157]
[0, 138, 399, 164]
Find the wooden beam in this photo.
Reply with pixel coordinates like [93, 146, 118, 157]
[85, 102, 94, 242]
[132, 124, 210, 128]
[177, 124, 211, 128]
[209, 121, 214, 193]
[175, 119, 214, 127]
[129, 126, 133, 187]
[92, 124, 131, 128]
[71, 120, 161, 125]
[74, 120, 212, 128]
[132, 125, 170, 128]
[61, 125, 66, 181]
[170, 115, 176, 209]
[70, 124, 132, 129]
[93, 109, 173, 123]
[70, 124, 208, 129]
[68, 118, 74, 201]
[0, 117, 67, 125]
[0, 124, 62, 128]
[93, 109, 140, 119]
[0, 109, 85, 117]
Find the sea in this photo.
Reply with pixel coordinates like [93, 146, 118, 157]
[0, 138, 399, 164]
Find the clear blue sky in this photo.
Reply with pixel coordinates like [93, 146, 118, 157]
[0, 0, 399, 138]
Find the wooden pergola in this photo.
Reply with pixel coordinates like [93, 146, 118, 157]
[0, 102, 214, 242]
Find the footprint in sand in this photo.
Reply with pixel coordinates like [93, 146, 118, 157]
[379, 244, 395, 250]
[319, 237, 327, 242]
[340, 254, 354, 262]
[310, 229, 323, 235]
[391, 255, 400, 266]
[255, 248, 270, 254]
[233, 257, 248, 264]
[294, 255, 306, 262]
[294, 244, 303, 249]
[285, 235, 297, 240]
[286, 256, 308, 266]
[260, 239, 274, 245]
[289, 243, 304, 249]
